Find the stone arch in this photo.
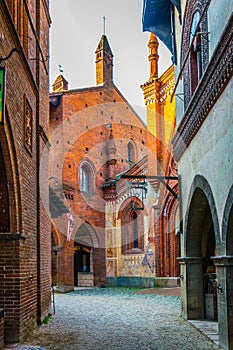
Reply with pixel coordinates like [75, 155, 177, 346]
[74, 221, 99, 248]
[74, 222, 102, 287]
[185, 175, 220, 256]
[183, 175, 220, 320]
[222, 185, 233, 255]
[51, 220, 62, 248]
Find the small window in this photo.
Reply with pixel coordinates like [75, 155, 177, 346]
[127, 142, 135, 165]
[80, 165, 90, 192]
[79, 162, 95, 193]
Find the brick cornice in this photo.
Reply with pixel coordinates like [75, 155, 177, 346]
[172, 13, 233, 161]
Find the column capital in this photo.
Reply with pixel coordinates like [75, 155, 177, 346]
[212, 255, 233, 266]
[177, 256, 204, 264]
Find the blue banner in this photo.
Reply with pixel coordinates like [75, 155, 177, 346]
[142, 0, 180, 63]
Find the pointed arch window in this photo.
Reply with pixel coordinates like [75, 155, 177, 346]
[79, 162, 95, 193]
[80, 165, 89, 192]
[121, 206, 144, 254]
[127, 141, 136, 167]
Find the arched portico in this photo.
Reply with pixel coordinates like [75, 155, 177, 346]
[180, 175, 220, 320]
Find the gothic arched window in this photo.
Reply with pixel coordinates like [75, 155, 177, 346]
[80, 165, 89, 192]
[121, 205, 144, 254]
[79, 162, 95, 193]
[127, 141, 135, 166]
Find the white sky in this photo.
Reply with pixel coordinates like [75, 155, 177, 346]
[49, 0, 172, 117]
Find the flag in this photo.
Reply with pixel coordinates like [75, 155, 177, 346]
[67, 211, 74, 241]
[142, 0, 181, 64]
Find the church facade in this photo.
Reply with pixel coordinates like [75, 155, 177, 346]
[50, 34, 179, 291]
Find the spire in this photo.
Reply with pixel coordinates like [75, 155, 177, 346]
[148, 33, 159, 79]
[95, 35, 114, 85]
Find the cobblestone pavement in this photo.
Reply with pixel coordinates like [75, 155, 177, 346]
[16, 288, 221, 350]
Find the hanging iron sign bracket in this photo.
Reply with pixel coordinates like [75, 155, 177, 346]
[118, 174, 179, 200]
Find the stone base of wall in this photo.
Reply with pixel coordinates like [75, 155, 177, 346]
[78, 273, 94, 287]
[106, 277, 180, 288]
[0, 309, 4, 350]
[54, 285, 74, 293]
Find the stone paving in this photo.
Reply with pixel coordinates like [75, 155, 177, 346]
[13, 288, 222, 350]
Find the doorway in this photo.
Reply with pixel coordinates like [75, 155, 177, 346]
[74, 243, 91, 286]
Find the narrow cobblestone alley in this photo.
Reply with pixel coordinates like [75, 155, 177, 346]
[13, 288, 221, 350]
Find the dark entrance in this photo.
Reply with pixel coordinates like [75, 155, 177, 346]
[74, 243, 91, 286]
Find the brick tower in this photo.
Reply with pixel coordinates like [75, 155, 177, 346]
[95, 35, 114, 85]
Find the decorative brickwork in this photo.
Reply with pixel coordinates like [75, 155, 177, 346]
[172, 13, 233, 161]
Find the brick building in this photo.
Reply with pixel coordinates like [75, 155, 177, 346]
[50, 33, 179, 291]
[0, 0, 51, 346]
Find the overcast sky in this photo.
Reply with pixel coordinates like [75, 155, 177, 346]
[49, 0, 172, 116]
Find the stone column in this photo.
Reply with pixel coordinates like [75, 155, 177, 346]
[213, 256, 233, 350]
[178, 257, 204, 320]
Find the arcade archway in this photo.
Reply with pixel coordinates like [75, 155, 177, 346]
[74, 222, 99, 287]
[184, 177, 220, 321]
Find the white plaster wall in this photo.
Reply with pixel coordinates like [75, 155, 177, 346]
[179, 78, 233, 243]
[208, 0, 233, 57]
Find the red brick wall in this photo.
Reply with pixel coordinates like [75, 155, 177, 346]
[0, 0, 51, 342]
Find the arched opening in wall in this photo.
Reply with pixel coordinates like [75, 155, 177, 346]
[79, 160, 96, 194]
[0, 141, 10, 232]
[74, 222, 98, 287]
[186, 188, 218, 321]
[120, 200, 144, 254]
[127, 141, 136, 168]
[80, 164, 91, 192]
